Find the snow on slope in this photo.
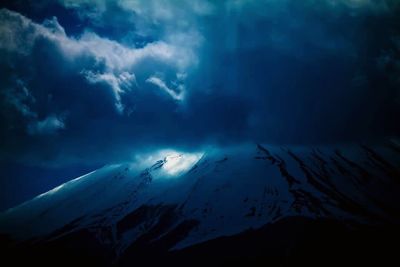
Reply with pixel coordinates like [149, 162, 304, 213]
[1, 142, 400, 258]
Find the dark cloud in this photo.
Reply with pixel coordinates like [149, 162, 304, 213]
[0, 1, 400, 167]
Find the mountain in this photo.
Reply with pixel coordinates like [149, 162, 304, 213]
[1, 142, 400, 266]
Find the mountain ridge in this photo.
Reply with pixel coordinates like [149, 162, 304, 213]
[1, 141, 400, 265]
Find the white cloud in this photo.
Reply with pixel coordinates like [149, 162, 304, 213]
[84, 71, 136, 112]
[28, 115, 65, 135]
[146, 76, 184, 101]
[3, 79, 37, 119]
[60, 0, 215, 21]
[0, 8, 199, 112]
[58, 32, 193, 71]
[1, 77, 66, 135]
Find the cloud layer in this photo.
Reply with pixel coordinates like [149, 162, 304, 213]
[0, 0, 400, 165]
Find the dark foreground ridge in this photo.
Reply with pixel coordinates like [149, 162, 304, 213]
[1, 216, 399, 266]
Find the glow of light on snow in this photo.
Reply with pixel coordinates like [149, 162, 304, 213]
[131, 149, 203, 176]
[163, 152, 202, 176]
[35, 170, 97, 199]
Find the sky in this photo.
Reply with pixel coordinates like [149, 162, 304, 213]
[0, 0, 400, 210]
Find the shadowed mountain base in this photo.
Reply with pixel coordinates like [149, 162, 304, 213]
[1, 216, 399, 267]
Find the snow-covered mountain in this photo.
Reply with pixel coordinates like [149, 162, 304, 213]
[1, 141, 400, 266]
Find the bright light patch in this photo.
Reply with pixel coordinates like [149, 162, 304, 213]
[131, 149, 203, 177]
[163, 152, 203, 176]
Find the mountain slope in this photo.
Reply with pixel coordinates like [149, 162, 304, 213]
[1, 141, 400, 266]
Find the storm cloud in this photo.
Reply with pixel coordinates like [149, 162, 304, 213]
[1, 0, 400, 166]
